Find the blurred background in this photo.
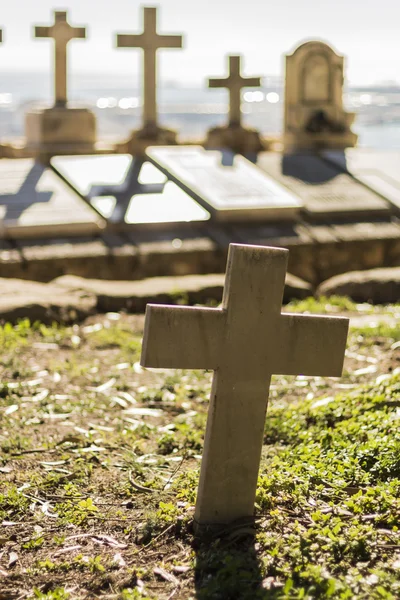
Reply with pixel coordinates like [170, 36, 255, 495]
[1, 0, 400, 146]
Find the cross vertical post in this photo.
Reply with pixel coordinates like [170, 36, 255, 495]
[141, 244, 349, 525]
[116, 6, 183, 128]
[209, 55, 261, 127]
[34, 11, 86, 107]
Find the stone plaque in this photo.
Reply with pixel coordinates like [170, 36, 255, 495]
[323, 149, 400, 211]
[302, 53, 330, 103]
[146, 146, 303, 221]
[257, 152, 390, 219]
[0, 159, 104, 238]
[51, 154, 209, 224]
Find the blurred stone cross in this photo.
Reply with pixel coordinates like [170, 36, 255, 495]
[34, 10, 86, 107]
[209, 55, 261, 127]
[0, 28, 3, 44]
[141, 243, 349, 526]
[116, 6, 183, 128]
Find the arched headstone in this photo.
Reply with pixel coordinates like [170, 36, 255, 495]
[284, 41, 357, 150]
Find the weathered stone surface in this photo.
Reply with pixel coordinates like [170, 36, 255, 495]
[141, 243, 349, 525]
[317, 267, 400, 303]
[52, 270, 311, 313]
[0, 279, 96, 324]
[284, 41, 357, 150]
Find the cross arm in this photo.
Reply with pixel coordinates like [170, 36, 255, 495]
[208, 78, 228, 88]
[244, 77, 261, 87]
[273, 313, 349, 377]
[141, 304, 224, 370]
[35, 26, 51, 38]
[157, 34, 183, 48]
[116, 34, 143, 48]
[71, 27, 86, 39]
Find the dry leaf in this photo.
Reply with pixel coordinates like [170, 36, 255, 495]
[8, 552, 18, 567]
[154, 566, 180, 586]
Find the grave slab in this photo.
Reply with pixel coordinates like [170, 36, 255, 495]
[257, 152, 390, 220]
[51, 154, 210, 225]
[146, 146, 303, 222]
[323, 149, 400, 212]
[0, 159, 105, 238]
[141, 243, 349, 525]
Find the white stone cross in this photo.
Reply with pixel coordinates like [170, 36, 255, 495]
[141, 244, 349, 525]
[34, 11, 86, 107]
[116, 6, 183, 128]
[209, 55, 261, 127]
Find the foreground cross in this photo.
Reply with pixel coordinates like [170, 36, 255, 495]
[34, 11, 86, 107]
[116, 6, 183, 128]
[141, 244, 349, 525]
[209, 55, 261, 127]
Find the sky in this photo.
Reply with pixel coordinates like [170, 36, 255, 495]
[1, 0, 400, 86]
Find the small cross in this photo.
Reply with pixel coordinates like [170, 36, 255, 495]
[141, 244, 349, 525]
[116, 6, 183, 128]
[209, 55, 261, 127]
[0, 28, 3, 44]
[34, 11, 86, 107]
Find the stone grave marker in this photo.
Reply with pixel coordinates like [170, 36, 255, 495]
[209, 55, 261, 127]
[116, 6, 183, 151]
[0, 159, 105, 238]
[25, 11, 96, 157]
[35, 10, 86, 107]
[323, 149, 400, 212]
[141, 243, 349, 524]
[257, 152, 390, 220]
[284, 41, 357, 150]
[146, 146, 304, 221]
[206, 55, 263, 155]
[51, 154, 210, 224]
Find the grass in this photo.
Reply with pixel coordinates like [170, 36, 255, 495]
[0, 301, 399, 598]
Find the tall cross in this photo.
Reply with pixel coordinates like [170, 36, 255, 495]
[209, 55, 261, 127]
[141, 244, 349, 525]
[116, 6, 183, 128]
[34, 11, 86, 107]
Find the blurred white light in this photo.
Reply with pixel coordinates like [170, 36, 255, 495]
[252, 91, 264, 102]
[96, 97, 108, 109]
[360, 93, 372, 105]
[243, 91, 254, 102]
[0, 93, 12, 105]
[107, 97, 118, 108]
[118, 97, 139, 109]
[266, 92, 280, 104]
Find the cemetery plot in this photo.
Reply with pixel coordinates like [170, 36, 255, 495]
[258, 152, 391, 220]
[146, 146, 304, 222]
[0, 159, 105, 238]
[323, 148, 400, 212]
[1, 302, 400, 598]
[51, 154, 209, 224]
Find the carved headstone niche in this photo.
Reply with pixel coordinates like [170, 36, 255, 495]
[284, 41, 357, 151]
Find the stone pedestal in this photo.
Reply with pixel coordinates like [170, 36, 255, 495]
[114, 123, 178, 156]
[25, 106, 96, 159]
[205, 124, 264, 155]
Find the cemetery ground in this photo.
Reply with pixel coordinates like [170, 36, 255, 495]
[0, 298, 400, 599]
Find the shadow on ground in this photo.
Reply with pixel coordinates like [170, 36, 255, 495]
[194, 528, 277, 599]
